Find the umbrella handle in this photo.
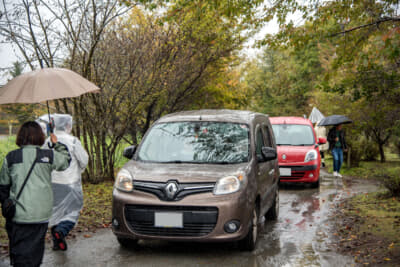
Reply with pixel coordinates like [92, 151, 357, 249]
[46, 101, 54, 134]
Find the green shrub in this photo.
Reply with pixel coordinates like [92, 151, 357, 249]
[378, 167, 400, 197]
[346, 136, 380, 166]
[361, 138, 379, 161]
[0, 136, 17, 167]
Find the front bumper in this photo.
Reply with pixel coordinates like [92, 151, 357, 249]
[278, 163, 319, 183]
[112, 188, 253, 242]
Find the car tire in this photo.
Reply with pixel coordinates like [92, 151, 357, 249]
[117, 237, 139, 248]
[311, 177, 320, 188]
[265, 189, 279, 220]
[238, 205, 258, 251]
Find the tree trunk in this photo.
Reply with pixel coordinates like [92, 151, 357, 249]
[378, 142, 386, 163]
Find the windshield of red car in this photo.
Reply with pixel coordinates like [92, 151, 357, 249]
[272, 124, 315, 146]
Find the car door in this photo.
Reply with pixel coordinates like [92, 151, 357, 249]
[260, 122, 278, 212]
[255, 124, 271, 211]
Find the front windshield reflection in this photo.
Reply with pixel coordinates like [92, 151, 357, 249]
[272, 124, 315, 146]
[138, 122, 250, 164]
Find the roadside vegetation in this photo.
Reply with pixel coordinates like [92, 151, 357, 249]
[324, 151, 400, 265]
[333, 191, 400, 265]
[0, 136, 17, 167]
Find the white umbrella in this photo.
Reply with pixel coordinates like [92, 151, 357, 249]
[309, 107, 325, 123]
[0, 68, 99, 104]
[0, 67, 100, 132]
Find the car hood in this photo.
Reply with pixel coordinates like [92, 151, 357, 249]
[122, 161, 250, 183]
[276, 145, 315, 163]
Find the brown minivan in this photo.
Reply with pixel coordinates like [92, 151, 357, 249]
[112, 109, 279, 251]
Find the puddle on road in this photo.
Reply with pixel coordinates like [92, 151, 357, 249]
[253, 170, 380, 267]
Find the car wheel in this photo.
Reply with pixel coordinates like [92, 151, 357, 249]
[117, 237, 139, 248]
[238, 205, 258, 251]
[311, 177, 320, 188]
[265, 189, 279, 220]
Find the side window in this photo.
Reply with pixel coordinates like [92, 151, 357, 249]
[262, 125, 273, 147]
[256, 127, 265, 161]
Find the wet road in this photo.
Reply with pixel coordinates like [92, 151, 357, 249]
[1, 171, 379, 267]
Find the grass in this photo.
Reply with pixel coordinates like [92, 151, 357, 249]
[324, 150, 400, 265]
[349, 193, 400, 241]
[324, 153, 400, 179]
[335, 192, 400, 265]
[0, 136, 17, 167]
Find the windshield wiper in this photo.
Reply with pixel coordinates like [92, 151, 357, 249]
[293, 144, 313, 146]
[159, 160, 207, 164]
[276, 144, 291, 146]
[160, 160, 186, 163]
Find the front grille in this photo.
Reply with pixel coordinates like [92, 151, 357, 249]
[125, 205, 218, 237]
[281, 171, 306, 179]
[133, 180, 214, 201]
[279, 165, 316, 179]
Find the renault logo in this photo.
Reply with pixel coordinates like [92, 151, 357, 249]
[165, 182, 178, 200]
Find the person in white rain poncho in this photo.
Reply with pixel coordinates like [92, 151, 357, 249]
[43, 114, 88, 251]
[314, 122, 329, 167]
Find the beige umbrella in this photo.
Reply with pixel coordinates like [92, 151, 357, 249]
[0, 67, 100, 132]
[0, 67, 99, 104]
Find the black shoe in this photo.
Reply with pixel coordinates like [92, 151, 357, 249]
[52, 228, 67, 251]
[321, 162, 325, 168]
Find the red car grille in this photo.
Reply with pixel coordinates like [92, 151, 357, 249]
[280, 171, 306, 179]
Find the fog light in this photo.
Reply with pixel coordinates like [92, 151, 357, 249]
[112, 218, 119, 229]
[309, 173, 314, 178]
[224, 220, 240, 233]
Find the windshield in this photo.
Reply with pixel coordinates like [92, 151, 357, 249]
[272, 124, 315, 146]
[137, 121, 250, 164]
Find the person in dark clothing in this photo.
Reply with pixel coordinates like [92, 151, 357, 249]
[0, 121, 70, 267]
[327, 124, 347, 177]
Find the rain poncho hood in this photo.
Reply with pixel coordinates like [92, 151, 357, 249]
[41, 114, 88, 226]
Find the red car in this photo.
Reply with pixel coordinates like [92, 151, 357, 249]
[269, 117, 326, 187]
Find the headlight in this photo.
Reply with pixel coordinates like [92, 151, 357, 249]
[304, 150, 318, 163]
[213, 175, 242, 195]
[115, 169, 133, 192]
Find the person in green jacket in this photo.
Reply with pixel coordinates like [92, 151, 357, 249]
[0, 121, 71, 267]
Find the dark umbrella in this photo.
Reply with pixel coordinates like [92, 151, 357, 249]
[318, 115, 352, 126]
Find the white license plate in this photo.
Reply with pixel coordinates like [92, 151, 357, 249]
[154, 212, 183, 228]
[280, 168, 291, 176]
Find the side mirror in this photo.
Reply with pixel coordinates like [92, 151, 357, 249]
[261, 147, 277, 161]
[123, 145, 136, 159]
[318, 137, 327, 145]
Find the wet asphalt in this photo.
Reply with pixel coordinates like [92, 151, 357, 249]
[0, 170, 380, 267]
